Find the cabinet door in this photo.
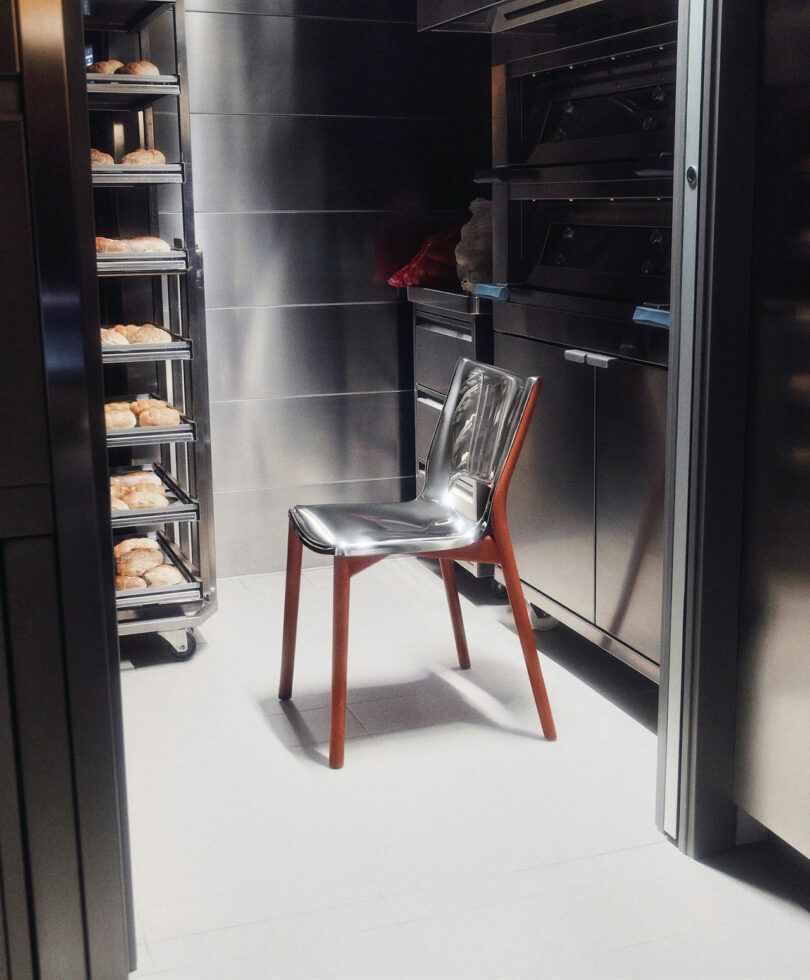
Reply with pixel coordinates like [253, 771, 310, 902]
[495, 333, 595, 619]
[595, 358, 667, 662]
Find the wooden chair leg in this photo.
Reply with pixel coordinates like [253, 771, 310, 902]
[439, 558, 471, 669]
[329, 557, 351, 769]
[497, 537, 557, 741]
[279, 520, 303, 701]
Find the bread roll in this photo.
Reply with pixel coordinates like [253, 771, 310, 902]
[89, 60, 123, 74]
[105, 409, 137, 429]
[111, 498, 130, 510]
[91, 148, 114, 165]
[110, 485, 127, 499]
[121, 148, 166, 165]
[116, 575, 147, 590]
[96, 237, 128, 253]
[114, 537, 161, 558]
[115, 61, 160, 76]
[124, 490, 169, 509]
[111, 471, 162, 489]
[105, 401, 131, 413]
[143, 564, 184, 587]
[126, 236, 171, 253]
[128, 325, 171, 344]
[125, 482, 166, 496]
[139, 407, 181, 427]
[100, 328, 129, 346]
[116, 550, 164, 577]
[130, 397, 167, 415]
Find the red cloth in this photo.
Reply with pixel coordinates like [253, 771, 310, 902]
[387, 227, 461, 287]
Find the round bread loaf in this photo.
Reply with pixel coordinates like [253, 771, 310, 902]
[130, 397, 167, 415]
[111, 471, 162, 488]
[143, 564, 184, 587]
[111, 498, 130, 510]
[121, 148, 166, 165]
[126, 236, 171, 252]
[114, 537, 161, 558]
[91, 148, 114, 165]
[105, 401, 131, 413]
[139, 407, 181, 427]
[124, 490, 169, 509]
[113, 323, 140, 340]
[96, 237, 129, 252]
[116, 575, 147, 590]
[105, 409, 137, 429]
[116, 550, 163, 577]
[128, 325, 171, 344]
[125, 482, 166, 496]
[89, 60, 123, 74]
[100, 328, 128, 346]
[115, 61, 160, 76]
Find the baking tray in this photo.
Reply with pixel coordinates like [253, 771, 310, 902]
[105, 397, 195, 447]
[101, 331, 191, 363]
[109, 463, 199, 529]
[87, 74, 181, 111]
[114, 531, 202, 609]
[92, 163, 183, 186]
[97, 248, 188, 275]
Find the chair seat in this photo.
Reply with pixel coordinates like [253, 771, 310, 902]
[289, 497, 483, 558]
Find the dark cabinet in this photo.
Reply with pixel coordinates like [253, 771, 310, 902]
[496, 331, 666, 671]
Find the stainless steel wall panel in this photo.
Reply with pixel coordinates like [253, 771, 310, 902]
[595, 359, 667, 663]
[186, 211, 463, 310]
[187, 1, 415, 19]
[186, 12, 490, 118]
[206, 304, 408, 402]
[214, 477, 412, 576]
[209, 390, 410, 491]
[495, 332, 596, 621]
[189, 114, 488, 213]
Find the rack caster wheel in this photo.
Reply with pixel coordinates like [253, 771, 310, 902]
[158, 629, 197, 661]
[528, 604, 559, 632]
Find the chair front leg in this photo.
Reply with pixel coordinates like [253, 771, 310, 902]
[330, 557, 352, 769]
[439, 558, 471, 669]
[279, 519, 303, 701]
[496, 534, 557, 742]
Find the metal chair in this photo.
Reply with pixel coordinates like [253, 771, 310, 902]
[279, 358, 557, 767]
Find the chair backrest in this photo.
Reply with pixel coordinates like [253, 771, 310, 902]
[421, 358, 538, 526]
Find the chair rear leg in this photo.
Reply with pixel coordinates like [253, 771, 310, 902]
[439, 558, 471, 669]
[330, 557, 351, 769]
[279, 519, 303, 701]
[498, 539, 557, 741]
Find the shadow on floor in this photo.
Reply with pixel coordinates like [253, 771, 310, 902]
[420, 558, 660, 735]
[705, 838, 810, 912]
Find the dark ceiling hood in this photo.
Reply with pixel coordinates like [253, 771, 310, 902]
[417, 0, 605, 33]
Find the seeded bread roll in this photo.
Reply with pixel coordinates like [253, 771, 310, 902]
[111, 472, 162, 489]
[115, 61, 160, 76]
[100, 328, 129, 346]
[116, 575, 147, 590]
[91, 148, 114, 165]
[116, 550, 163, 577]
[128, 325, 171, 344]
[130, 397, 167, 415]
[114, 537, 161, 558]
[96, 237, 128, 253]
[121, 148, 166, 165]
[124, 490, 168, 509]
[105, 409, 137, 429]
[139, 407, 181, 427]
[89, 60, 123, 74]
[143, 564, 184, 587]
[111, 498, 130, 510]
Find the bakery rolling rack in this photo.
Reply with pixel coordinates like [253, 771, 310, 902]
[84, 0, 216, 659]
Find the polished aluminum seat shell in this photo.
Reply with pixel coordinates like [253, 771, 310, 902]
[288, 359, 534, 558]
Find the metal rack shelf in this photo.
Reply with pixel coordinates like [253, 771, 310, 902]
[92, 163, 183, 185]
[114, 532, 202, 610]
[109, 463, 199, 529]
[105, 417, 195, 448]
[87, 74, 181, 110]
[97, 249, 188, 275]
[101, 333, 191, 363]
[83, 0, 177, 33]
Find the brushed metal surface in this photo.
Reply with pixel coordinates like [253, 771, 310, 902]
[414, 317, 473, 395]
[495, 332, 595, 620]
[186, 12, 490, 118]
[206, 303, 408, 402]
[214, 477, 412, 576]
[185, 210, 464, 310]
[187, 1, 414, 18]
[209, 390, 410, 492]
[415, 391, 443, 461]
[189, 114, 488, 213]
[595, 359, 667, 663]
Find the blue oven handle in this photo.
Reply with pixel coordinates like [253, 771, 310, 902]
[633, 306, 671, 328]
[473, 283, 511, 302]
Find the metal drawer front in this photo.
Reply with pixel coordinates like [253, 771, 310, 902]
[414, 316, 472, 395]
[415, 391, 443, 462]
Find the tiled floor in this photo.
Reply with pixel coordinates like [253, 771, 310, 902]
[121, 559, 810, 979]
